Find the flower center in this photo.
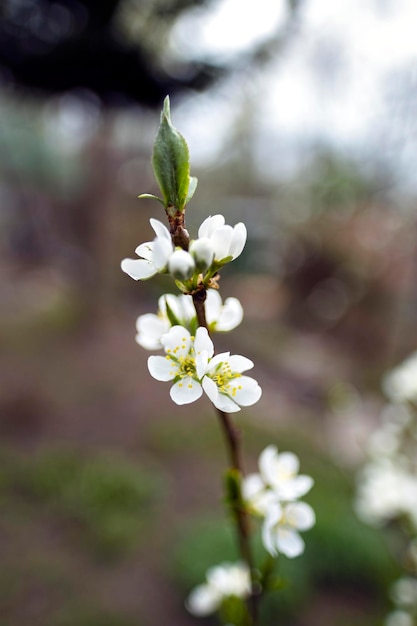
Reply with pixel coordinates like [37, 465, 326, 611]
[210, 363, 243, 397]
[166, 339, 197, 380]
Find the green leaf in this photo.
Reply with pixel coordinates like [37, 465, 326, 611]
[151, 96, 191, 214]
[186, 176, 198, 203]
[138, 193, 165, 205]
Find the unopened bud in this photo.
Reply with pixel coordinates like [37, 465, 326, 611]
[168, 249, 196, 280]
[189, 237, 215, 272]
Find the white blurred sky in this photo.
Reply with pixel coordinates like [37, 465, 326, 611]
[168, 0, 417, 189]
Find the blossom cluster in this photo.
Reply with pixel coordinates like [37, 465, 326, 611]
[148, 325, 261, 412]
[185, 445, 315, 618]
[121, 214, 246, 288]
[122, 214, 262, 413]
[354, 352, 417, 626]
[135, 289, 243, 350]
[242, 445, 315, 558]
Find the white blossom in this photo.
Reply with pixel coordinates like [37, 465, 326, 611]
[205, 290, 243, 332]
[242, 445, 314, 516]
[147, 326, 261, 411]
[385, 610, 415, 626]
[198, 214, 247, 263]
[391, 577, 417, 609]
[355, 459, 417, 527]
[383, 352, 417, 404]
[121, 218, 173, 280]
[135, 291, 243, 350]
[186, 562, 251, 617]
[262, 501, 316, 558]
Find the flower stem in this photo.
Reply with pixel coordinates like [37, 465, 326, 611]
[192, 288, 208, 329]
[215, 406, 259, 626]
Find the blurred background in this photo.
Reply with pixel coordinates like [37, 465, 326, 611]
[1, 0, 416, 624]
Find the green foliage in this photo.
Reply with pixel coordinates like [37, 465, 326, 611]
[0, 446, 164, 559]
[220, 595, 251, 626]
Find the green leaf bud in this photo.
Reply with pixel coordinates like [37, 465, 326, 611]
[152, 96, 192, 215]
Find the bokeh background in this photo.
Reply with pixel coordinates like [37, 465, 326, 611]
[1, 1, 416, 624]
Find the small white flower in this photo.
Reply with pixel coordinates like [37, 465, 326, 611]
[391, 577, 417, 609]
[147, 326, 261, 411]
[199, 349, 262, 413]
[262, 501, 316, 558]
[383, 352, 417, 403]
[168, 249, 196, 280]
[135, 312, 170, 350]
[205, 290, 244, 332]
[186, 562, 251, 617]
[241, 445, 314, 516]
[355, 459, 417, 526]
[241, 473, 277, 516]
[147, 326, 210, 405]
[121, 218, 173, 280]
[135, 291, 243, 350]
[259, 445, 314, 500]
[198, 214, 247, 263]
[385, 610, 414, 626]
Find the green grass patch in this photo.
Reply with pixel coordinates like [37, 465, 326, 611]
[0, 446, 165, 559]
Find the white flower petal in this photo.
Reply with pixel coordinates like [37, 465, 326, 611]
[202, 376, 219, 404]
[211, 225, 234, 260]
[231, 376, 262, 407]
[147, 356, 176, 381]
[170, 377, 203, 405]
[262, 504, 283, 556]
[278, 452, 300, 477]
[285, 502, 316, 531]
[242, 473, 264, 501]
[229, 223, 247, 259]
[214, 296, 244, 331]
[205, 290, 222, 323]
[276, 528, 305, 558]
[196, 350, 209, 380]
[150, 217, 171, 240]
[161, 326, 191, 356]
[121, 258, 156, 280]
[186, 584, 222, 616]
[135, 241, 154, 259]
[135, 314, 169, 349]
[227, 355, 254, 373]
[198, 214, 225, 238]
[259, 445, 279, 483]
[206, 352, 231, 372]
[153, 237, 173, 270]
[287, 475, 314, 499]
[194, 327, 214, 358]
[213, 392, 241, 413]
